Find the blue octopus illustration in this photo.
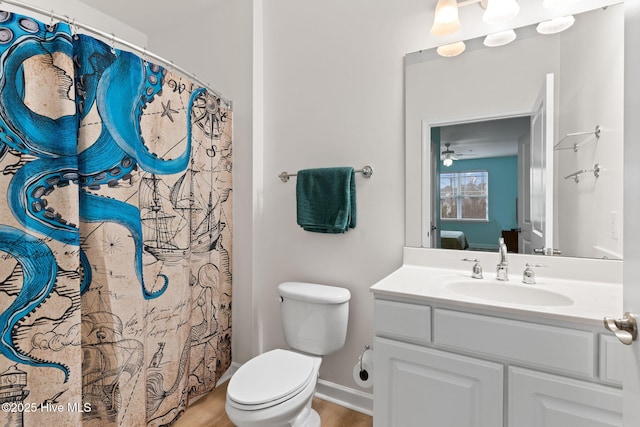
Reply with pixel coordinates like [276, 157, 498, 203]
[0, 11, 202, 382]
[0, 224, 70, 381]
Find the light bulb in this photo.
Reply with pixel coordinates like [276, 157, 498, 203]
[483, 0, 520, 25]
[537, 15, 575, 34]
[543, 0, 578, 8]
[436, 41, 466, 57]
[431, 0, 461, 36]
[484, 29, 517, 47]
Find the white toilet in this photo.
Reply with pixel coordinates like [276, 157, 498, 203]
[225, 281, 351, 427]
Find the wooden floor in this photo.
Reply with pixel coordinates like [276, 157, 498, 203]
[174, 381, 372, 427]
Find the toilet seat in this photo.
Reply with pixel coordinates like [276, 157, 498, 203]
[227, 349, 317, 410]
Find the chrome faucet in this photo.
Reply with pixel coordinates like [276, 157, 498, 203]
[497, 237, 508, 281]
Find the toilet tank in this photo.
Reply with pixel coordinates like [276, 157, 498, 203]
[278, 282, 350, 356]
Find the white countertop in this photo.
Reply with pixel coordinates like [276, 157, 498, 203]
[370, 248, 623, 326]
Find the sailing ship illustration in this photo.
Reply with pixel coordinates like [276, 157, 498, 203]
[140, 159, 225, 263]
[82, 292, 144, 422]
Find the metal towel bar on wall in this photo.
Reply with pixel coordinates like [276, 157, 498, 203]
[554, 125, 601, 152]
[564, 163, 601, 183]
[278, 165, 374, 183]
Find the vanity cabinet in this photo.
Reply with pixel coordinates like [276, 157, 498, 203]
[375, 337, 503, 427]
[373, 298, 624, 427]
[509, 367, 623, 427]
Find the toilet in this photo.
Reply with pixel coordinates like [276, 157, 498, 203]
[225, 281, 351, 427]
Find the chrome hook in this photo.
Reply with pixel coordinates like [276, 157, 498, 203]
[142, 47, 148, 66]
[72, 18, 80, 38]
[46, 10, 55, 31]
[110, 33, 116, 55]
[71, 17, 75, 32]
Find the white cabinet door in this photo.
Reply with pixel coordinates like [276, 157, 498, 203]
[374, 337, 503, 427]
[509, 367, 622, 427]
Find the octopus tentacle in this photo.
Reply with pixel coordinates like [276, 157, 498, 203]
[0, 18, 76, 157]
[8, 156, 79, 245]
[79, 249, 92, 295]
[0, 224, 70, 382]
[79, 191, 168, 300]
[97, 51, 188, 175]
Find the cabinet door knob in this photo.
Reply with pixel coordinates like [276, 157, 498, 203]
[604, 312, 638, 345]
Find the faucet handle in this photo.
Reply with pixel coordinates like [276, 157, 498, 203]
[462, 258, 483, 279]
[522, 263, 546, 285]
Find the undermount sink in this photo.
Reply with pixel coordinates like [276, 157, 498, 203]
[445, 280, 574, 307]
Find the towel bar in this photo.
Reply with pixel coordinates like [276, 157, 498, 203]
[564, 163, 601, 183]
[278, 165, 373, 183]
[554, 125, 601, 152]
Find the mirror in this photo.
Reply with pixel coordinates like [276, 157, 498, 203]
[405, 4, 624, 259]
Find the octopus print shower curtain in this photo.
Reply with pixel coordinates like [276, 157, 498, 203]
[0, 11, 232, 427]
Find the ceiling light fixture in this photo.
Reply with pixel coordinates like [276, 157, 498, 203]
[483, 29, 517, 47]
[430, 0, 520, 56]
[536, 15, 575, 34]
[443, 157, 454, 167]
[436, 41, 466, 57]
[431, 0, 496, 36]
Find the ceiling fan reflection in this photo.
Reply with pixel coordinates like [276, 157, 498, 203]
[441, 142, 478, 166]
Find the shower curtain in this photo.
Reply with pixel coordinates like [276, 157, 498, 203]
[0, 11, 232, 427]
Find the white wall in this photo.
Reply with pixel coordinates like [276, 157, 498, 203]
[258, 0, 428, 390]
[556, 5, 624, 259]
[1, 0, 146, 46]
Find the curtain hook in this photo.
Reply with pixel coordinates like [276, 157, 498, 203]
[71, 18, 79, 38]
[110, 33, 116, 55]
[142, 47, 148, 67]
[47, 10, 55, 31]
[64, 15, 72, 34]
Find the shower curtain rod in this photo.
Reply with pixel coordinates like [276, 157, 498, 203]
[0, 0, 232, 110]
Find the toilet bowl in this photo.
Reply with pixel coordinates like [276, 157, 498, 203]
[225, 349, 322, 427]
[225, 282, 350, 427]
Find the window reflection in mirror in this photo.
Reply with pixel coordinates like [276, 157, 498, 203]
[435, 118, 526, 252]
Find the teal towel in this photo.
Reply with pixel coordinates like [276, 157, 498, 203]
[296, 167, 356, 233]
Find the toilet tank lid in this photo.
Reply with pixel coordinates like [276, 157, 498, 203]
[278, 282, 351, 304]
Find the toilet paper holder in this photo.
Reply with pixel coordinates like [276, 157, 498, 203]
[358, 345, 372, 381]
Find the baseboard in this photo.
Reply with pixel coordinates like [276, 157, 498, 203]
[315, 379, 373, 416]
